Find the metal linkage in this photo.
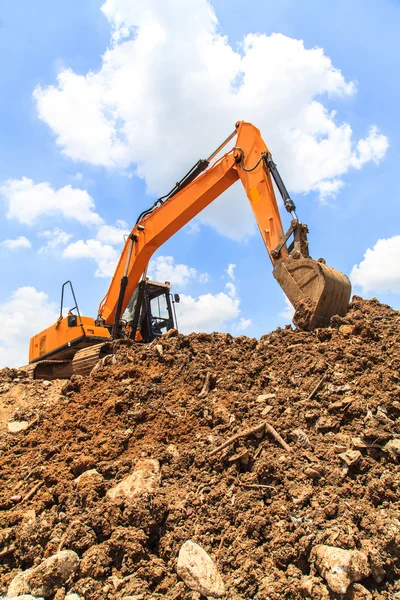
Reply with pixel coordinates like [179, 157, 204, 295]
[263, 152, 296, 214]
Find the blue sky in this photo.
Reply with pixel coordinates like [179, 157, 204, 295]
[0, 0, 398, 366]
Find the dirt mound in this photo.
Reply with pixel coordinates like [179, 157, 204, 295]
[0, 296, 400, 599]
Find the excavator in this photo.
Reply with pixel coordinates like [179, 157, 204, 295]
[27, 121, 351, 378]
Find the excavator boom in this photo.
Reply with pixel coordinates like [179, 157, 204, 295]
[98, 121, 350, 332]
[28, 121, 351, 375]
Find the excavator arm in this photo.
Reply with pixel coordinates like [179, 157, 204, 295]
[28, 121, 351, 373]
[98, 121, 350, 332]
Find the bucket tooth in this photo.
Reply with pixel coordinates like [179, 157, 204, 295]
[273, 257, 351, 330]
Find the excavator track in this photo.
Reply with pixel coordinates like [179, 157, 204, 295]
[21, 342, 115, 380]
[72, 342, 115, 376]
[20, 360, 72, 380]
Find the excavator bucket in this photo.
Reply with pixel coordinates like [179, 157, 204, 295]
[273, 257, 351, 330]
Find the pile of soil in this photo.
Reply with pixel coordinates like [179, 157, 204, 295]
[0, 296, 399, 599]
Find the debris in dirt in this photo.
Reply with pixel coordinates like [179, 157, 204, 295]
[384, 438, 400, 462]
[0, 297, 400, 599]
[6, 595, 45, 600]
[352, 437, 382, 450]
[303, 466, 323, 479]
[209, 422, 265, 456]
[9, 495, 22, 504]
[176, 540, 225, 598]
[22, 480, 44, 504]
[338, 449, 362, 473]
[311, 545, 370, 594]
[198, 371, 211, 398]
[291, 428, 310, 447]
[74, 469, 104, 487]
[306, 371, 329, 401]
[7, 421, 30, 434]
[256, 393, 276, 402]
[347, 583, 373, 599]
[7, 550, 79, 597]
[106, 459, 160, 502]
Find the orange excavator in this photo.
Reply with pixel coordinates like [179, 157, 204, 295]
[27, 121, 351, 378]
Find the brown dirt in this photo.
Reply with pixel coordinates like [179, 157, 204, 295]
[0, 296, 400, 599]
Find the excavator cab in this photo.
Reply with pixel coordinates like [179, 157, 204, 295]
[123, 279, 178, 342]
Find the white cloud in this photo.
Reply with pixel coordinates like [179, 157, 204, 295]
[148, 255, 208, 287]
[350, 235, 400, 294]
[33, 0, 388, 239]
[0, 287, 58, 368]
[225, 281, 237, 298]
[177, 291, 240, 333]
[279, 295, 295, 322]
[96, 220, 129, 245]
[0, 177, 103, 227]
[0, 236, 31, 250]
[71, 172, 83, 181]
[38, 228, 73, 254]
[62, 239, 120, 278]
[226, 263, 236, 280]
[235, 317, 252, 331]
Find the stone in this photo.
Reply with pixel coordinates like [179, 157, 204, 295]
[256, 393, 276, 402]
[311, 545, 370, 595]
[347, 583, 373, 600]
[163, 327, 178, 339]
[338, 450, 362, 469]
[8, 421, 29, 434]
[166, 444, 180, 460]
[74, 469, 104, 487]
[7, 550, 80, 598]
[106, 459, 160, 502]
[7, 596, 44, 600]
[64, 594, 83, 600]
[42, 380, 52, 387]
[384, 438, 400, 462]
[339, 324, 355, 336]
[177, 540, 225, 598]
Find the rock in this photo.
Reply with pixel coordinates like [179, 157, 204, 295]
[7, 596, 44, 600]
[311, 545, 370, 594]
[177, 540, 225, 598]
[339, 324, 356, 336]
[106, 459, 160, 502]
[7, 550, 80, 598]
[163, 327, 178, 339]
[256, 393, 276, 402]
[291, 428, 310, 447]
[64, 594, 83, 600]
[347, 583, 373, 600]
[166, 444, 180, 460]
[8, 421, 29, 434]
[42, 380, 52, 387]
[74, 469, 104, 487]
[338, 450, 362, 470]
[155, 344, 163, 357]
[384, 438, 400, 462]
[304, 466, 323, 479]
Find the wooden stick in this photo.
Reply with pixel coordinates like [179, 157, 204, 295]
[198, 372, 211, 398]
[23, 480, 43, 503]
[238, 484, 275, 490]
[0, 545, 15, 558]
[265, 422, 291, 453]
[306, 372, 329, 402]
[209, 422, 266, 456]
